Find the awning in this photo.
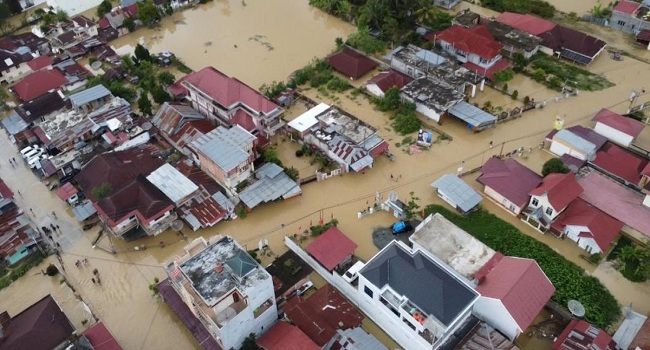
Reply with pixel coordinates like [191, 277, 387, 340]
[56, 183, 78, 201]
[448, 101, 497, 130]
[72, 201, 97, 221]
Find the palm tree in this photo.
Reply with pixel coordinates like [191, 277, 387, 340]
[358, 0, 387, 30]
[414, 4, 439, 25]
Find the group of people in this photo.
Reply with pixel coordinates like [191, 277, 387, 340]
[8, 157, 17, 168]
[76, 258, 102, 285]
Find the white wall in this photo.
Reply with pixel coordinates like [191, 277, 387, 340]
[594, 122, 634, 147]
[484, 186, 522, 215]
[365, 84, 385, 98]
[437, 189, 458, 211]
[550, 139, 588, 160]
[47, 0, 104, 16]
[472, 297, 519, 341]
[528, 194, 560, 223]
[564, 225, 601, 254]
[415, 102, 441, 122]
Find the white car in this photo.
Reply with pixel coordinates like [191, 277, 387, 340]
[27, 154, 48, 169]
[20, 145, 40, 158]
[22, 147, 43, 160]
[342, 261, 365, 283]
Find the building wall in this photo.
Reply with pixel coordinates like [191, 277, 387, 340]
[610, 11, 650, 34]
[366, 83, 385, 98]
[406, 97, 442, 122]
[472, 297, 520, 341]
[438, 40, 501, 69]
[484, 186, 522, 215]
[437, 188, 459, 211]
[549, 139, 589, 160]
[528, 193, 561, 223]
[2, 62, 32, 84]
[564, 224, 602, 254]
[593, 122, 634, 147]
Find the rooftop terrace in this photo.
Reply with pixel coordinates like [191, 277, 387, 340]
[316, 106, 376, 145]
[401, 77, 465, 115]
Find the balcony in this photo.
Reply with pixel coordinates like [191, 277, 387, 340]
[144, 211, 178, 236]
[263, 119, 285, 135]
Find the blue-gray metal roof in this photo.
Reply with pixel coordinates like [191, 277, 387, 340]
[191, 126, 255, 172]
[431, 174, 482, 212]
[0, 111, 28, 136]
[448, 101, 497, 128]
[72, 201, 97, 221]
[359, 241, 478, 326]
[554, 129, 597, 156]
[239, 163, 301, 209]
[69, 85, 111, 107]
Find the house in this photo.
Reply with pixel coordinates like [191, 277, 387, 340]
[0, 200, 40, 265]
[146, 163, 200, 207]
[454, 322, 519, 350]
[551, 198, 623, 255]
[545, 125, 608, 161]
[257, 321, 320, 350]
[265, 250, 313, 302]
[326, 48, 378, 80]
[637, 29, 650, 50]
[485, 21, 542, 59]
[436, 25, 508, 77]
[82, 321, 123, 350]
[13, 90, 65, 125]
[56, 182, 80, 205]
[0, 49, 32, 84]
[365, 69, 413, 98]
[591, 142, 649, 185]
[523, 173, 583, 231]
[578, 170, 650, 243]
[326, 327, 389, 350]
[163, 236, 278, 350]
[400, 77, 465, 123]
[477, 157, 542, 215]
[495, 12, 557, 36]
[0, 295, 76, 350]
[26, 54, 53, 72]
[431, 174, 482, 214]
[238, 162, 301, 209]
[553, 320, 618, 350]
[11, 69, 67, 102]
[610, 0, 650, 34]
[473, 254, 555, 341]
[592, 108, 645, 147]
[386, 44, 484, 97]
[287, 102, 331, 139]
[152, 102, 214, 155]
[628, 311, 650, 350]
[188, 125, 257, 196]
[172, 67, 284, 138]
[283, 284, 364, 346]
[306, 226, 358, 272]
[69, 84, 113, 113]
[357, 240, 479, 350]
[71, 15, 99, 37]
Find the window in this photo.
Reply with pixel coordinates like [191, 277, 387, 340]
[617, 20, 626, 26]
[545, 207, 553, 216]
[531, 198, 539, 206]
[364, 286, 374, 298]
[402, 317, 416, 330]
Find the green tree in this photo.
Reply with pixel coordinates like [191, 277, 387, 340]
[134, 43, 152, 62]
[374, 87, 401, 111]
[151, 84, 171, 104]
[157, 71, 176, 86]
[91, 182, 113, 199]
[6, 0, 22, 15]
[241, 333, 259, 350]
[357, 0, 387, 31]
[284, 166, 299, 181]
[55, 9, 68, 22]
[404, 191, 421, 220]
[541, 158, 570, 177]
[108, 82, 136, 102]
[263, 147, 283, 166]
[346, 27, 386, 55]
[492, 69, 515, 87]
[138, 0, 160, 26]
[123, 17, 136, 32]
[138, 93, 153, 116]
[97, 0, 113, 18]
[512, 52, 528, 72]
[0, 3, 13, 35]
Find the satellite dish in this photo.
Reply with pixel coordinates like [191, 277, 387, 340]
[90, 61, 102, 69]
[568, 300, 585, 317]
[171, 220, 183, 232]
[216, 307, 236, 324]
[142, 122, 152, 131]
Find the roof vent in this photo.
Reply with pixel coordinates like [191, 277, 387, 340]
[215, 263, 224, 274]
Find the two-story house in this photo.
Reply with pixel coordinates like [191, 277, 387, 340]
[610, 0, 650, 34]
[152, 102, 216, 156]
[188, 125, 257, 196]
[71, 15, 99, 37]
[522, 172, 583, 232]
[69, 84, 113, 113]
[172, 67, 284, 140]
[436, 25, 510, 79]
[164, 236, 277, 350]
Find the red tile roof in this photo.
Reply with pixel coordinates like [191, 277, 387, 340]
[369, 140, 389, 158]
[553, 320, 618, 350]
[0, 178, 13, 199]
[26, 55, 53, 71]
[496, 12, 557, 36]
[592, 143, 648, 184]
[551, 198, 623, 252]
[614, 0, 641, 14]
[539, 25, 607, 59]
[98, 17, 110, 29]
[529, 173, 583, 211]
[171, 120, 216, 150]
[643, 162, 650, 177]
[95, 175, 173, 224]
[462, 58, 513, 80]
[56, 182, 78, 201]
[12, 69, 67, 101]
[231, 109, 257, 132]
[123, 4, 139, 18]
[366, 69, 413, 93]
[257, 321, 320, 350]
[593, 108, 645, 137]
[478, 157, 542, 209]
[326, 48, 378, 80]
[437, 25, 503, 60]
[0, 295, 75, 350]
[181, 67, 280, 114]
[82, 322, 123, 350]
[306, 226, 358, 271]
[283, 285, 363, 346]
[476, 256, 555, 332]
[637, 29, 650, 43]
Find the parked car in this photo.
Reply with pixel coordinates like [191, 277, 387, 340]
[27, 154, 48, 169]
[20, 145, 37, 157]
[342, 261, 365, 283]
[22, 147, 43, 160]
[391, 221, 413, 235]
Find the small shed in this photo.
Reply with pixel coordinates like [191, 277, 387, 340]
[593, 108, 645, 147]
[306, 226, 357, 271]
[448, 101, 497, 132]
[55, 183, 79, 205]
[636, 29, 650, 50]
[327, 48, 378, 80]
[431, 174, 482, 214]
[550, 129, 598, 161]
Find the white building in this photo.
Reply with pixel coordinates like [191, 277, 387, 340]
[164, 236, 277, 350]
[593, 108, 645, 148]
[47, 0, 104, 16]
[522, 173, 583, 232]
[400, 77, 465, 123]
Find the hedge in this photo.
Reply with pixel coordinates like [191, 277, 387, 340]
[424, 205, 621, 328]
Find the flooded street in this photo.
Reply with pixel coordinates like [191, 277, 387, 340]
[543, 0, 600, 15]
[1, 2, 650, 349]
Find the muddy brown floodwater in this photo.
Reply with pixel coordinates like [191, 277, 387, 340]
[2, 2, 650, 349]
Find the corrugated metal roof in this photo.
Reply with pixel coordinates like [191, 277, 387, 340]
[69, 84, 111, 107]
[554, 129, 597, 156]
[190, 125, 255, 171]
[431, 173, 482, 212]
[239, 163, 301, 209]
[147, 163, 198, 204]
[0, 111, 28, 136]
[287, 103, 330, 133]
[72, 201, 97, 221]
[449, 101, 497, 127]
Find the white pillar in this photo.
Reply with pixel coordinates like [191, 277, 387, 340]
[480, 79, 485, 91]
[471, 84, 477, 98]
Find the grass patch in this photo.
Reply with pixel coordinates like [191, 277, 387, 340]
[424, 205, 621, 328]
[527, 55, 614, 92]
[0, 253, 45, 290]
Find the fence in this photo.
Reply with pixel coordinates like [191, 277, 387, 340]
[582, 15, 609, 27]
